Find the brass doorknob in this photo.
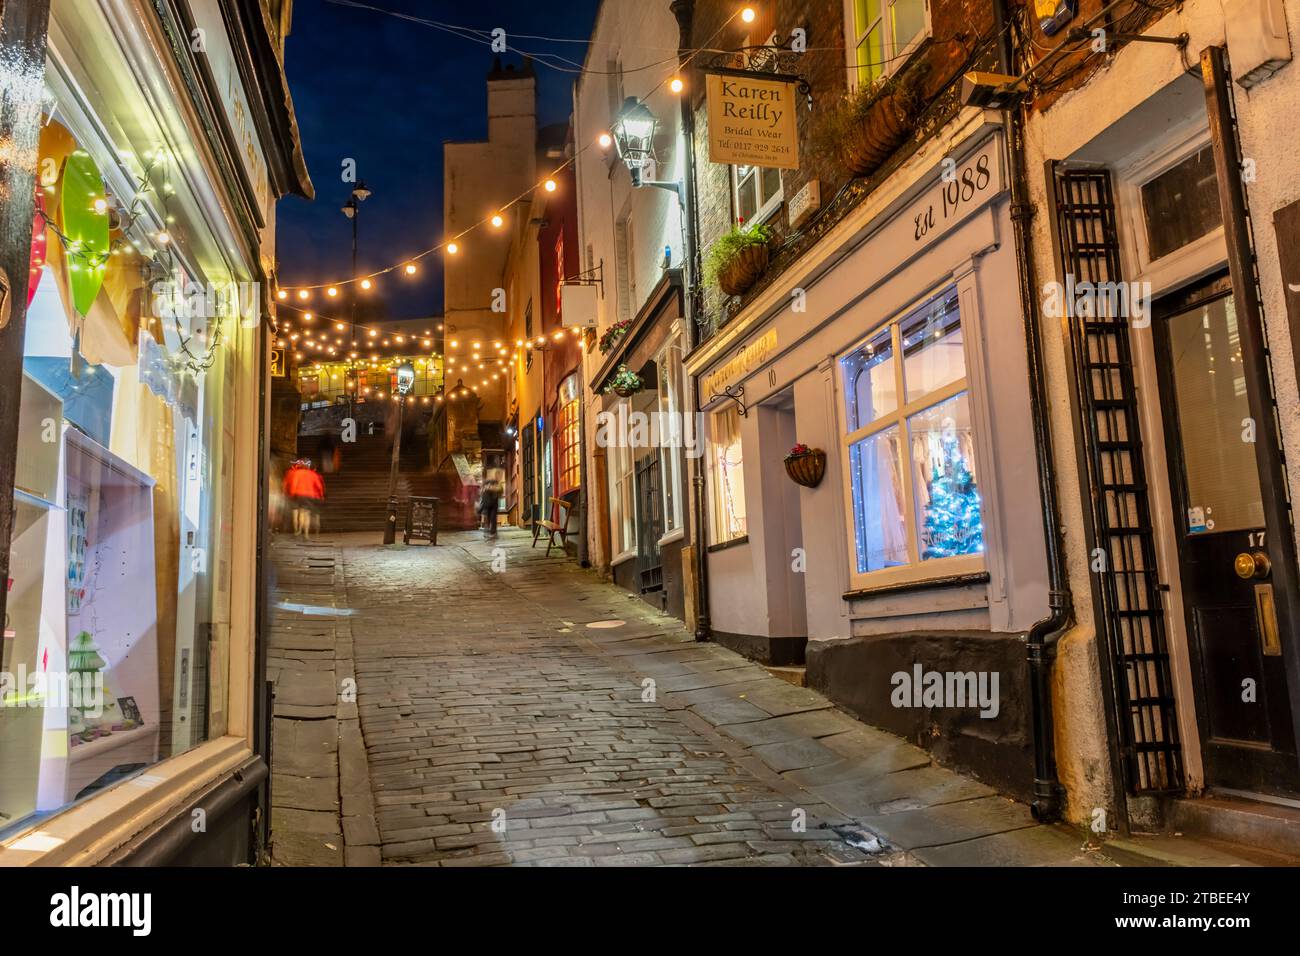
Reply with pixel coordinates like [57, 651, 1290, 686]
[1234, 551, 1271, 580]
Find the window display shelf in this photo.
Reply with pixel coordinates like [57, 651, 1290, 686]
[67, 723, 155, 764]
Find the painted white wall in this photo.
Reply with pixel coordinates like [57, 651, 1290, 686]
[573, 1, 685, 568]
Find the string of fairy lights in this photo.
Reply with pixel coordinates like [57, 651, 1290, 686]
[276, 7, 758, 303]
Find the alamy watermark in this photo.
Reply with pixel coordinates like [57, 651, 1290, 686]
[891, 664, 1000, 719]
[1042, 275, 1153, 327]
[0, 666, 104, 717]
[594, 405, 705, 458]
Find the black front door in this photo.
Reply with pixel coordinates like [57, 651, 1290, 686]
[1154, 273, 1300, 796]
[635, 452, 663, 593]
[522, 422, 535, 525]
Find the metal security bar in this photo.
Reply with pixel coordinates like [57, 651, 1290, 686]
[1049, 165, 1184, 793]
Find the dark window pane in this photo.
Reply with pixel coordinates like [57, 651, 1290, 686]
[1141, 147, 1222, 261]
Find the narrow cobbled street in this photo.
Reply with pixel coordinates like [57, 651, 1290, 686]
[266, 529, 1132, 868]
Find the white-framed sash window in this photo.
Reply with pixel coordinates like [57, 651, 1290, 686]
[838, 285, 985, 589]
[845, 0, 930, 87]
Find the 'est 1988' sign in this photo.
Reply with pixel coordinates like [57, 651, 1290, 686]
[911, 143, 1003, 244]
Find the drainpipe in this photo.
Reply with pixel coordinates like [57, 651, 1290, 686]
[671, 0, 711, 642]
[993, 0, 1070, 823]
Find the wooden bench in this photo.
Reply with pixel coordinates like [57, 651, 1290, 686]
[532, 496, 576, 557]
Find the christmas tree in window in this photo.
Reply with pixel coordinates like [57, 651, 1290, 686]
[922, 437, 983, 559]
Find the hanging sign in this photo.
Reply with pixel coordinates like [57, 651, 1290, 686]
[705, 72, 799, 170]
[270, 347, 286, 377]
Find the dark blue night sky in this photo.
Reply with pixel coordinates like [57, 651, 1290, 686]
[276, 0, 600, 321]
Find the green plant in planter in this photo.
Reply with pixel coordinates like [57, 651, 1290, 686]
[602, 364, 643, 396]
[598, 318, 632, 355]
[704, 221, 773, 296]
[810, 61, 930, 178]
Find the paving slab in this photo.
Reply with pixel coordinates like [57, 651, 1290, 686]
[912, 825, 1112, 867]
[856, 796, 1037, 851]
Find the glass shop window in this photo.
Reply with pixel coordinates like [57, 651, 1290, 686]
[1, 117, 233, 834]
[840, 286, 984, 579]
[708, 405, 747, 544]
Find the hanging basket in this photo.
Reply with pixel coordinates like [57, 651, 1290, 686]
[784, 449, 826, 488]
[612, 382, 640, 398]
[717, 242, 771, 297]
[839, 87, 920, 179]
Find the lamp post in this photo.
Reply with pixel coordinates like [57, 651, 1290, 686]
[341, 180, 371, 419]
[383, 361, 416, 544]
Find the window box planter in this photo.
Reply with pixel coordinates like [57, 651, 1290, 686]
[784, 445, 826, 488]
[599, 319, 632, 355]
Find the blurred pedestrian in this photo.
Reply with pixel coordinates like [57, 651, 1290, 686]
[319, 433, 341, 474]
[477, 470, 502, 538]
[283, 458, 325, 539]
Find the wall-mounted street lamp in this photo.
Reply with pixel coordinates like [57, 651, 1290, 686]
[612, 97, 683, 202]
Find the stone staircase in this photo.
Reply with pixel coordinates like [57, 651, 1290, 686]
[296, 432, 477, 534]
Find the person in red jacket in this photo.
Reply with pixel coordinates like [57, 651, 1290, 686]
[282, 459, 325, 539]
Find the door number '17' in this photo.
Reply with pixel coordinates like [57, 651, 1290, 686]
[1248, 531, 1266, 547]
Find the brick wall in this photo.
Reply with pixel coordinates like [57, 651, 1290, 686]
[686, 0, 996, 334]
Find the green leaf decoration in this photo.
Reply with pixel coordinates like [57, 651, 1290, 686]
[59, 150, 110, 317]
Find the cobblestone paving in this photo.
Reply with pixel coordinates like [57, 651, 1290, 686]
[344, 531, 877, 867]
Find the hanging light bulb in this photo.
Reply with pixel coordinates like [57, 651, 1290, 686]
[297, 289, 309, 300]
[491, 214, 504, 228]
[405, 263, 418, 275]
[598, 132, 613, 149]
[327, 286, 339, 297]
[447, 242, 459, 255]
[277, 289, 288, 300]
[669, 77, 684, 94]
[543, 179, 557, 193]
[360, 278, 373, 290]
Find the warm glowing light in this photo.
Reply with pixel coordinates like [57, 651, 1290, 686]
[92, 197, 108, 215]
[303, 312, 313, 321]
[368, 329, 378, 337]
[446, 242, 459, 255]
[405, 263, 417, 275]
[327, 286, 339, 297]
[741, 7, 756, 24]
[598, 132, 613, 149]
[336, 322, 346, 331]
[277, 289, 288, 300]
[669, 77, 684, 94]
[543, 179, 557, 192]
[450, 339, 459, 348]
[490, 214, 504, 228]
[157, 231, 172, 244]
[360, 278, 373, 290]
